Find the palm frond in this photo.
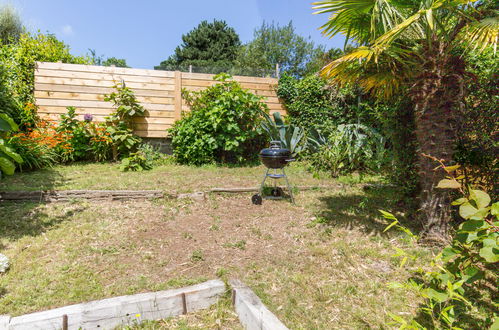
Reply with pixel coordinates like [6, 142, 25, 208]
[458, 16, 499, 53]
[313, 0, 405, 44]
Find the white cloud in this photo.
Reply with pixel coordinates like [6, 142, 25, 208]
[61, 24, 74, 36]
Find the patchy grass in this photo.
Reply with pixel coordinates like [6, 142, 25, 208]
[0, 162, 381, 193]
[121, 294, 242, 329]
[0, 165, 429, 328]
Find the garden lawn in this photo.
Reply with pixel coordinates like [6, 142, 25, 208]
[0, 162, 373, 193]
[0, 164, 430, 329]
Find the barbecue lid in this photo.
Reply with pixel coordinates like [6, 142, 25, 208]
[259, 141, 291, 158]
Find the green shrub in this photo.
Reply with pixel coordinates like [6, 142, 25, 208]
[0, 112, 22, 176]
[56, 107, 92, 162]
[307, 124, 389, 177]
[383, 163, 498, 329]
[104, 81, 145, 160]
[276, 74, 371, 134]
[170, 73, 267, 165]
[119, 151, 151, 172]
[0, 32, 89, 126]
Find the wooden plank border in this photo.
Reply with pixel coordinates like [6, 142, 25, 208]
[2, 280, 225, 330]
[230, 279, 288, 330]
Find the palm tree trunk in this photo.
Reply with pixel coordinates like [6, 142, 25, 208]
[410, 44, 466, 242]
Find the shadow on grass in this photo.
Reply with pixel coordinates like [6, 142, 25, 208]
[0, 167, 66, 192]
[0, 202, 88, 243]
[315, 184, 420, 236]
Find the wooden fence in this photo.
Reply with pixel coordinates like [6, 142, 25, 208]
[34, 62, 286, 138]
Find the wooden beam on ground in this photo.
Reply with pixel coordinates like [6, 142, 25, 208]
[6, 280, 225, 330]
[230, 279, 288, 330]
[0, 190, 167, 202]
[209, 185, 341, 193]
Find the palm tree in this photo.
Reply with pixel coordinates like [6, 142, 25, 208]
[313, 0, 498, 241]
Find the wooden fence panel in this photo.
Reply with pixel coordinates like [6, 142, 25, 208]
[35, 62, 286, 138]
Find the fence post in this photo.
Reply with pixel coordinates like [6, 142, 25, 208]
[189, 65, 192, 73]
[174, 71, 182, 121]
[275, 63, 280, 79]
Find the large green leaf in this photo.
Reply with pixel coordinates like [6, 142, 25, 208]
[0, 143, 23, 164]
[0, 156, 16, 175]
[479, 246, 499, 263]
[0, 113, 19, 132]
[470, 189, 491, 209]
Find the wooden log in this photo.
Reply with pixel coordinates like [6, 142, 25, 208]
[230, 279, 288, 330]
[209, 185, 340, 193]
[0, 190, 167, 202]
[8, 280, 225, 330]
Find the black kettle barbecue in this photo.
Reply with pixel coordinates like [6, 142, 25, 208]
[251, 141, 295, 205]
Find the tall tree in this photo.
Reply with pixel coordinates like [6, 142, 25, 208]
[313, 0, 498, 241]
[102, 57, 129, 68]
[155, 20, 241, 72]
[236, 21, 321, 77]
[0, 5, 23, 45]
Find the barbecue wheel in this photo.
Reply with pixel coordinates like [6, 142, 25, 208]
[251, 194, 263, 205]
[271, 187, 284, 197]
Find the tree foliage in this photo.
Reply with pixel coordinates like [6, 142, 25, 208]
[0, 33, 89, 126]
[313, 0, 499, 238]
[155, 20, 241, 71]
[0, 5, 23, 45]
[102, 57, 128, 68]
[236, 21, 321, 77]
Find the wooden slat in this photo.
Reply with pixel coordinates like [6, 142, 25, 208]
[181, 72, 277, 84]
[36, 99, 173, 111]
[36, 68, 175, 84]
[35, 83, 174, 97]
[39, 113, 175, 124]
[35, 91, 173, 105]
[36, 61, 174, 78]
[135, 130, 168, 138]
[230, 279, 288, 330]
[37, 106, 174, 118]
[174, 71, 182, 121]
[182, 79, 274, 91]
[35, 76, 174, 91]
[8, 280, 224, 330]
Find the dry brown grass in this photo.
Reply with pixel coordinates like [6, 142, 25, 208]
[0, 178, 430, 329]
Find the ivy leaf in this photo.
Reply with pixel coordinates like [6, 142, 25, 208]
[451, 197, 468, 206]
[459, 202, 478, 219]
[470, 190, 491, 209]
[443, 164, 461, 172]
[425, 288, 448, 303]
[441, 247, 458, 262]
[437, 179, 461, 189]
[479, 246, 499, 263]
[491, 202, 499, 217]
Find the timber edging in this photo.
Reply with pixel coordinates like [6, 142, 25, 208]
[0, 185, 342, 202]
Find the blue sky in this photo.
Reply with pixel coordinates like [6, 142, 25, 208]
[4, 0, 345, 69]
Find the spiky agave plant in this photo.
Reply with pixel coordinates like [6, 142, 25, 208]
[313, 0, 498, 240]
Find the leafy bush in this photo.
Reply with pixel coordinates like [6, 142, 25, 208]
[383, 163, 498, 329]
[170, 73, 267, 165]
[7, 120, 62, 171]
[277, 74, 372, 134]
[0, 32, 89, 126]
[0, 112, 22, 176]
[56, 107, 92, 162]
[260, 111, 305, 157]
[119, 151, 151, 172]
[104, 81, 144, 160]
[307, 124, 388, 177]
